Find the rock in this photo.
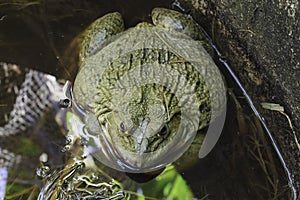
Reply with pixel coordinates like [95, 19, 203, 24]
[177, 0, 300, 188]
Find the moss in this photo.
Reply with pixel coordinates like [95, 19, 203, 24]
[15, 138, 42, 157]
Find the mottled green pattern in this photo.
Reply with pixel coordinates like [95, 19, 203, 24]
[73, 8, 225, 171]
[79, 12, 124, 64]
[94, 48, 210, 153]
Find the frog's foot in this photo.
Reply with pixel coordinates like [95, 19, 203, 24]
[79, 12, 125, 63]
[151, 7, 205, 41]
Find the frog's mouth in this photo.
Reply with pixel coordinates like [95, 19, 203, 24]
[94, 122, 168, 172]
[84, 115, 198, 173]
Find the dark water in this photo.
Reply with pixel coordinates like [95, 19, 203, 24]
[0, 0, 295, 199]
[0, 0, 174, 78]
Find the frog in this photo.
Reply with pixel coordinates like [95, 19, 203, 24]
[0, 7, 226, 199]
[69, 7, 226, 173]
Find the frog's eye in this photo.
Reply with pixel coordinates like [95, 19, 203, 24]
[120, 122, 126, 132]
[158, 125, 168, 136]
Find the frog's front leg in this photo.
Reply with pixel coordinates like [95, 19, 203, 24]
[79, 12, 125, 64]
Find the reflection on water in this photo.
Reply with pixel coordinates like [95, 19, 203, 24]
[0, 0, 295, 199]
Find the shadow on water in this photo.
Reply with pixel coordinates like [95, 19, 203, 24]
[0, 0, 296, 199]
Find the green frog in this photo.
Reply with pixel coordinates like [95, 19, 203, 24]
[0, 7, 226, 199]
[67, 7, 226, 173]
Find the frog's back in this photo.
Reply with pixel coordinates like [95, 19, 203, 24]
[73, 9, 227, 172]
[74, 25, 224, 123]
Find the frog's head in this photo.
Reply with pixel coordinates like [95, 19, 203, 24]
[74, 62, 204, 172]
[92, 85, 190, 171]
[106, 103, 173, 155]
